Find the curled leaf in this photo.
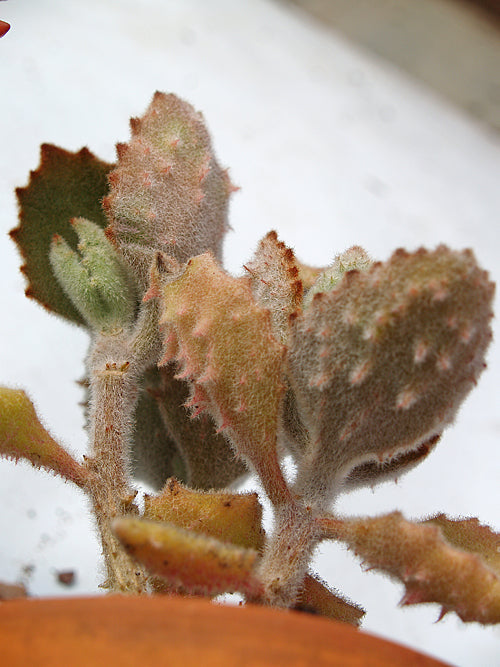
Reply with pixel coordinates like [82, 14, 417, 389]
[113, 517, 262, 597]
[50, 218, 137, 331]
[422, 514, 500, 575]
[0, 387, 88, 488]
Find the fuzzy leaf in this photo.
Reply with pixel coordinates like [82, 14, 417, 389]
[287, 246, 494, 505]
[130, 376, 190, 489]
[0, 387, 88, 488]
[244, 231, 303, 342]
[423, 514, 500, 575]
[144, 365, 247, 490]
[322, 511, 500, 624]
[341, 434, 440, 492]
[144, 478, 264, 551]
[113, 517, 262, 597]
[155, 253, 290, 505]
[303, 245, 371, 308]
[296, 574, 365, 626]
[104, 92, 235, 288]
[12, 145, 113, 325]
[50, 218, 137, 331]
[295, 259, 323, 291]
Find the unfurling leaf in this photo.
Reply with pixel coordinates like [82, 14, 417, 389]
[144, 477, 264, 551]
[11, 144, 112, 324]
[321, 512, 500, 624]
[155, 252, 290, 505]
[113, 517, 262, 597]
[287, 246, 494, 505]
[104, 92, 235, 288]
[303, 245, 372, 308]
[50, 218, 137, 331]
[0, 387, 88, 488]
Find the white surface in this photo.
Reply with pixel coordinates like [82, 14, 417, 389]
[0, 1, 499, 665]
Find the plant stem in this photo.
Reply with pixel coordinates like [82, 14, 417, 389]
[255, 501, 321, 608]
[86, 330, 147, 593]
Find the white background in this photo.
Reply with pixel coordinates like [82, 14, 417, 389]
[0, 2, 498, 665]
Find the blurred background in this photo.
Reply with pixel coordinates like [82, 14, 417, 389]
[0, 1, 498, 665]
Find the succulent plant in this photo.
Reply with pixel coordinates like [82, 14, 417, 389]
[2, 92, 498, 628]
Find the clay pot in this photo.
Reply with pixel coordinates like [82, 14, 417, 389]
[0, 594, 449, 666]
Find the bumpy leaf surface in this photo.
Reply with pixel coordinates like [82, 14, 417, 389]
[12, 145, 112, 324]
[155, 253, 289, 505]
[244, 231, 303, 342]
[287, 246, 494, 504]
[324, 512, 500, 624]
[104, 92, 234, 288]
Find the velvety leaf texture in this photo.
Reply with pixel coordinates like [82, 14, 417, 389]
[104, 92, 234, 289]
[11, 145, 113, 325]
[287, 246, 494, 505]
[326, 512, 500, 624]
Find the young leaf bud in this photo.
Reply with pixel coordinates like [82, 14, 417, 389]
[303, 246, 372, 308]
[49, 218, 137, 331]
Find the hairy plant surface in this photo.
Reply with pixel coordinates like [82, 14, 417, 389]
[3, 92, 498, 629]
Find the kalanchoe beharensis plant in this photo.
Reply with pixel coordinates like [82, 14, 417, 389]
[2, 91, 499, 626]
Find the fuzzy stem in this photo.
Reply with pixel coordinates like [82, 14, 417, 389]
[317, 513, 344, 541]
[252, 447, 295, 509]
[86, 330, 147, 593]
[254, 501, 321, 608]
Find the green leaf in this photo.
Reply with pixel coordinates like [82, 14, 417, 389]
[50, 218, 137, 331]
[11, 144, 113, 325]
[131, 373, 190, 489]
[0, 386, 88, 488]
[144, 477, 264, 551]
[141, 365, 247, 491]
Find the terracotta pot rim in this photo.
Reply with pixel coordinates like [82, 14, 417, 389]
[0, 594, 451, 666]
